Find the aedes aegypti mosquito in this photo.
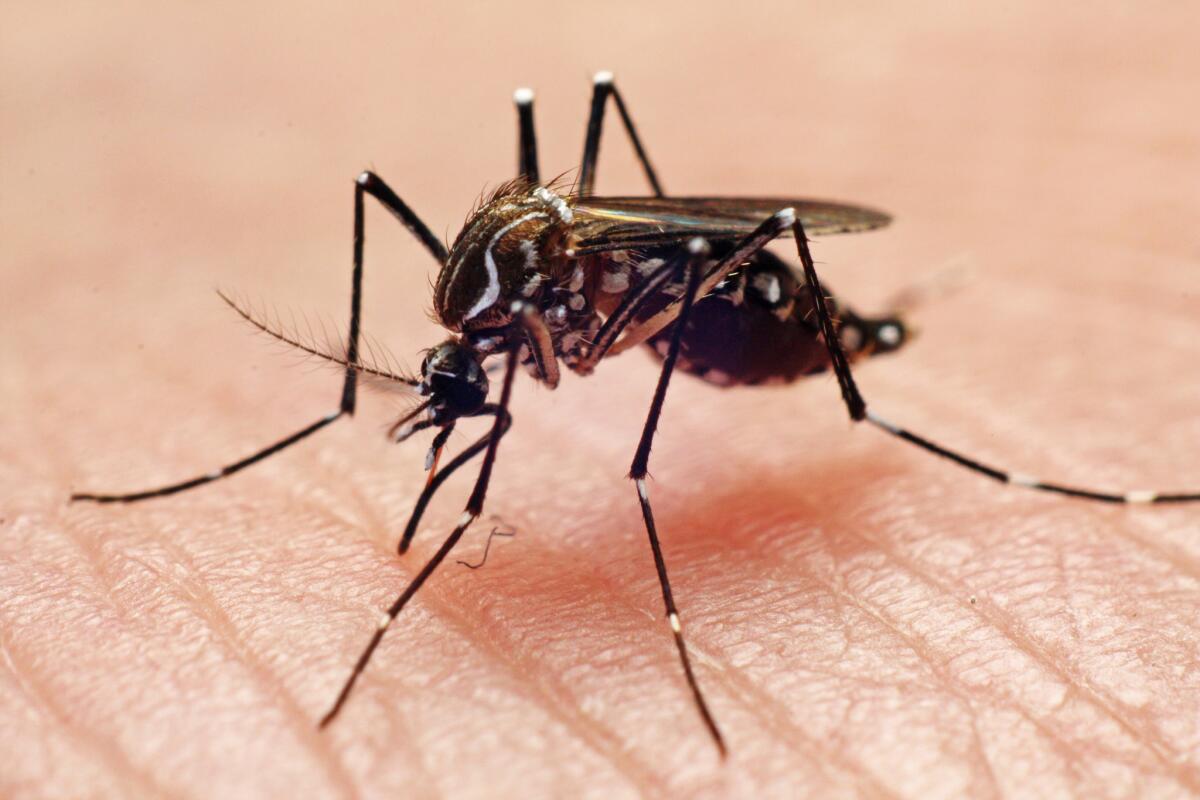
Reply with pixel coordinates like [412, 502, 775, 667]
[71, 73, 1200, 757]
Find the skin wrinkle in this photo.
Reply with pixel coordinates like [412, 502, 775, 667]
[695, 655, 903, 798]
[1004, 523, 1200, 724]
[806, 568, 1001, 795]
[614, 472, 1137, 791]
[835, 482, 1200, 734]
[965, 715, 1003, 800]
[315, 612, 442, 799]
[822, 556, 1152, 795]
[1096, 512, 1200, 582]
[205, 525, 452, 797]
[622, 553, 906, 790]
[4, 516, 215, 791]
[0, 604, 174, 800]
[806, 597, 982, 785]
[584, 538, 902, 795]
[638, 523, 932, 792]
[837, 525, 1200, 793]
[305, 479, 678, 791]
[40, 515, 359, 800]
[365, 634, 657, 800]
[312, 609, 444, 791]
[136, 534, 360, 799]
[340, 549, 670, 797]
[821, 560, 1159, 795]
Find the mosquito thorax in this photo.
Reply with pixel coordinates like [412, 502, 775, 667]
[434, 183, 574, 333]
[418, 340, 489, 424]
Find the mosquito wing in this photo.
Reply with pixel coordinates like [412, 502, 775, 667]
[568, 196, 891, 255]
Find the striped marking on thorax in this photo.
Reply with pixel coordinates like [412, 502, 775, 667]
[463, 210, 549, 321]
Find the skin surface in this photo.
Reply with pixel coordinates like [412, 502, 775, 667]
[2, 4, 1198, 798]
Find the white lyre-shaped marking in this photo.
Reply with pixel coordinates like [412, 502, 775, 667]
[464, 211, 549, 321]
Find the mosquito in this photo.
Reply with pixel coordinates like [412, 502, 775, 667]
[71, 72, 1199, 757]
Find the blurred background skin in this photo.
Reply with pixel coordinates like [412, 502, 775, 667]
[2, 2, 1199, 798]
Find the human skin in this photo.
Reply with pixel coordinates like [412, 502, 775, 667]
[2, 4, 1199, 799]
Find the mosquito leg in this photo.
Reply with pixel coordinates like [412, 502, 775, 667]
[587, 209, 799, 365]
[626, 239, 727, 757]
[355, 171, 449, 266]
[517, 303, 560, 388]
[579, 71, 664, 197]
[397, 403, 513, 554]
[513, 87, 539, 184]
[71, 172, 443, 503]
[789, 218, 1200, 505]
[576, 256, 680, 372]
[320, 346, 519, 728]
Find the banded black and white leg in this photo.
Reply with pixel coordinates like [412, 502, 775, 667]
[574, 209, 798, 373]
[788, 219, 1200, 505]
[621, 238, 728, 757]
[514, 87, 540, 183]
[579, 71, 664, 197]
[71, 172, 446, 504]
[320, 345, 520, 727]
[557, 210, 801, 755]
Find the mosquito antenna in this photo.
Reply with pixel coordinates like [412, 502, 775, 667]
[218, 290, 419, 388]
[319, 346, 519, 729]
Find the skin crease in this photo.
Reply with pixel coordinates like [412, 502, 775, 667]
[2, 4, 1199, 799]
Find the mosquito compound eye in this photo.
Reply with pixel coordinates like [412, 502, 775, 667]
[422, 341, 489, 420]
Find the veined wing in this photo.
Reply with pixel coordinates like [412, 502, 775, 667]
[568, 196, 891, 255]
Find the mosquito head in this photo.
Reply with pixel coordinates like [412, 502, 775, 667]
[418, 339, 489, 424]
